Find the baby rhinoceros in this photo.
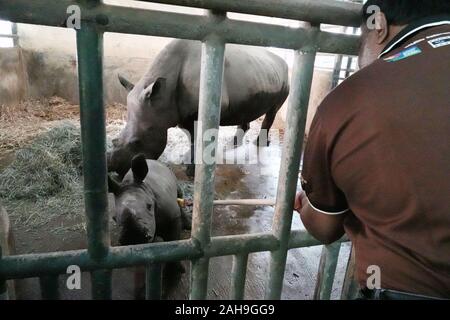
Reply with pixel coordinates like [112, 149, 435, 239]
[108, 154, 191, 299]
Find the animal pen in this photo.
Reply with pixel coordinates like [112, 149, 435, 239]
[0, 0, 362, 300]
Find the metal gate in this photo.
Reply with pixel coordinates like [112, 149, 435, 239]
[0, 0, 361, 300]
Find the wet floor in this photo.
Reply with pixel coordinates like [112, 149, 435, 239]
[7, 124, 350, 300]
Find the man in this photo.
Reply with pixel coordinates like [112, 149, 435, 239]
[295, 0, 450, 299]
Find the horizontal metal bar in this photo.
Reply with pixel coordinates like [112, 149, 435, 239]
[0, 0, 360, 55]
[0, 239, 200, 280]
[313, 242, 341, 300]
[0, 232, 349, 280]
[139, 0, 363, 27]
[206, 233, 279, 257]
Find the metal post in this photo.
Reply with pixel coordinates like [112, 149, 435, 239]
[341, 244, 359, 300]
[76, 18, 111, 299]
[230, 253, 249, 300]
[11, 22, 18, 47]
[265, 24, 318, 300]
[313, 242, 341, 300]
[0, 247, 7, 300]
[189, 10, 226, 300]
[146, 263, 162, 300]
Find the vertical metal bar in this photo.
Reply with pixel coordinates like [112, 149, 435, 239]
[145, 263, 162, 300]
[265, 24, 318, 300]
[341, 244, 359, 300]
[39, 275, 60, 300]
[313, 242, 341, 300]
[189, 11, 226, 300]
[91, 269, 112, 299]
[76, 19, 111, 299]
[230, 253, 248, 300]
[11, 22, 18, 47]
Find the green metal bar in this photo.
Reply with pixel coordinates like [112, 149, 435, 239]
[207, 233, 278, 257]
[313, 243, 341, 300]
[266, 24, 319, 300]
[140, 0, 362, 27]
[0, 239, 199, 280]
[76, 18, 111, 299]
[340, 244, 360, 300]
[11, 22, 18, 47]
[0, 281, 6, 300]
[289, 231, 348, 249]
[230, 254, 249, 300]
[0, 0, 360, 55]
[190, 11, 226, 299]
[39, 275, 60, 300]
[145, 263, 162, 300]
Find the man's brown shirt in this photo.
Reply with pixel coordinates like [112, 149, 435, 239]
[302, 17, 450, 298]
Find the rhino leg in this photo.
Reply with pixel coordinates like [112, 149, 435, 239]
[233, 123, 250, 147]
[256, 108, 278, 147]
[177, 184, 192, 230]
[186, 126, 196, 178]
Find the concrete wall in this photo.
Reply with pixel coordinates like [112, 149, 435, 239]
[1, 1, 332, 131]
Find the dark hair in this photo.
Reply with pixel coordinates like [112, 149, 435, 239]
[362, 0, 450, 26]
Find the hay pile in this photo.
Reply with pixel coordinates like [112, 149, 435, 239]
[0, 122, 86, 233]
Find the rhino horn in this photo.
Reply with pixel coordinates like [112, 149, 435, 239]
[118, 74, 135, 92]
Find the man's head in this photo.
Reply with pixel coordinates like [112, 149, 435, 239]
[359, 0, 450, 68]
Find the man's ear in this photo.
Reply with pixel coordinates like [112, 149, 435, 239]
[108, 174, 122, 194]
[143, 77, 166, 101]
[374, 12, 389, 45]
[131, 154, 149, 183]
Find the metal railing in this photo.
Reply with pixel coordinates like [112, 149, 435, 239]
[0, 0, 361, 300]
[0, 21, 18, 47]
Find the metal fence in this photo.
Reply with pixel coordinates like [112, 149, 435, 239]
[0, 0, 361, 300]
[0, 21, 18, 47]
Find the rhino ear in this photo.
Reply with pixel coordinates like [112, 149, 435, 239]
[144, 77, 166, 100]
[131, 154, 148, 183]
[108, 174, 122, 194]
[118, 74, 135, 92]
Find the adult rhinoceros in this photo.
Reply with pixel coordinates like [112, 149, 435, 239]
[108, 39, 289, 177]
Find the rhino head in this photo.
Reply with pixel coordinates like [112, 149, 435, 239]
[108, 154, 156, 245]
[108, 74, 175, 177]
